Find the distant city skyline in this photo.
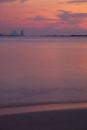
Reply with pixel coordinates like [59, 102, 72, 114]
[0, 0, 87, 35]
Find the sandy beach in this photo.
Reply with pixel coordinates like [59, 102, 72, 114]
[0, 106, 87, 130]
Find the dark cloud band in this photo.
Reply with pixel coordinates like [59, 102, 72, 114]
[67, 0, 87, 3]
[57, 10, 87, 27]
[0, 0, 17, 2]
[0, 0, 28, 3]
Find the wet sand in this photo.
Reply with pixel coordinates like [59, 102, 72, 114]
[0, 108, 87, 130]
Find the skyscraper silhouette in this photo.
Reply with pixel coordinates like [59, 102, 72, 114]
[20, 30, 24, 36]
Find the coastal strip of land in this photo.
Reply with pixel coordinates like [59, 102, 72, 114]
[0, 108, 87, 130]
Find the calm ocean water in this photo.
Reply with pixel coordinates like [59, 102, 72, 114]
[0, 37, 87, 107]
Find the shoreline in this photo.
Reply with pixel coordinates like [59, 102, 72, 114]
[0, 102, 87, 116]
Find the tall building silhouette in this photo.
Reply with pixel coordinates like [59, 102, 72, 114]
[20, 30, 24, 36]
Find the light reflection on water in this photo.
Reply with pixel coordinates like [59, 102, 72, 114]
[0, 37, 87, 106]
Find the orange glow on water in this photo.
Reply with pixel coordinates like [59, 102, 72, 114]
[1, 38, 87, 106]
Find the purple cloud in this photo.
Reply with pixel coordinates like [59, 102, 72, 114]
[26, 15, 56, 21]
[0, 0, 28, 3]
[57, 10, 87, 26]
[0, 0, 17, 2]
[33, 16, 54, 21]
[20, 0, 28, 3]
[67, 0, 87, 3]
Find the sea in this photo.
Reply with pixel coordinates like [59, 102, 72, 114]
[0, 37, 87, 107]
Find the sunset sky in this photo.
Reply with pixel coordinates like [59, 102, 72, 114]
[0, 0, 87, 35]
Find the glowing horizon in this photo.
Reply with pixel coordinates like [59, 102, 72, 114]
[0, 0, 87, 35]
